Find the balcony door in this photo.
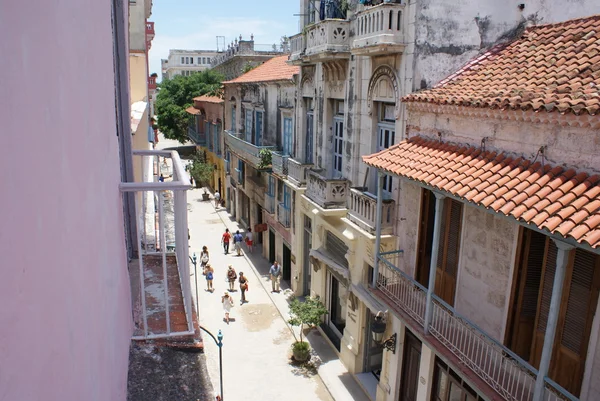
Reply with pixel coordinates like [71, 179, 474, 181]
[374, 103, 395, 198]
[399, 330, 421, 401]
[283, 117, 293, 155]
[255, 111, 263, 146]
[506, 228, 600, 396]
[305, 105, 314, 164]
[244, 109, 252, 142]
[415, 189, 462, 306]
[333, 117, 344, 177]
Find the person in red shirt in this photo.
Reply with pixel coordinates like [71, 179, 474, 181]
[221, 228, 231, 254]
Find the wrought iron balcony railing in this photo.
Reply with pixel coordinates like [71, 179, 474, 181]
[224, 130, 275, 169]
[271, 151, 289, 177]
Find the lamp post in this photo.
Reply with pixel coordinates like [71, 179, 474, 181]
[189, 252, 198, 315]
[370, 312, 397, 354]
[200, 326, 224, 401]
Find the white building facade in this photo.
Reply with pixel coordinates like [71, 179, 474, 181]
[161, 49, 218, 80]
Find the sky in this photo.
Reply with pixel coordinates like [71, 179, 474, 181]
[148, 0, 299, 79]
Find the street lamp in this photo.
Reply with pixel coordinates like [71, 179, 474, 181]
[189, 252, 198, 315]
[199, 326, 224, 401]
[370, 311, 397, 354]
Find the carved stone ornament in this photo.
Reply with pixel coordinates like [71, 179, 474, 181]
[310, 255, 322, 272]
[367, 65, 400, 119]
[348, 292, 358, 312]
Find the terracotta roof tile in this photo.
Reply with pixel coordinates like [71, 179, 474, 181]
[193, 95, 223, 104]
[363, 136, 600, 248]
[223, 55, 298, 84]
[403, 15, 600, 116]
[185, 106, 200, 115]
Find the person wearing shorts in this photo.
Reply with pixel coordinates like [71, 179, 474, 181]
[245, 228, 253, 253]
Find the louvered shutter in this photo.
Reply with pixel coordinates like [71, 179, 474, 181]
[434, 199, 462, 306]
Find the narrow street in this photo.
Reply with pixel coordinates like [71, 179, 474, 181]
[187, 188, 333, 401]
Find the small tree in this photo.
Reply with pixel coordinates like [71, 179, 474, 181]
[288, 296, 328, 344]
[188, 151, 214, 188]
[257, 148, 272, 170]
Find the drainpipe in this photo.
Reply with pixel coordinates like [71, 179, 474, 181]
[424, 192, 445, 335]
[372, 170, 384, 288]
[532, 240, 574, 401]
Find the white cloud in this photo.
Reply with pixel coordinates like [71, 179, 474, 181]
[148, 17, 292, 76]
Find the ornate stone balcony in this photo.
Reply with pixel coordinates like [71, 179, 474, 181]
[352, 3, 405, 56]
[287, 158, 312, 187]
[289, 33, 305, 63]
[224, 130, 275, 169]
[303, 19, 350, 62]
[305, 169, 349, 209]
[271, 151, 289, 177]
[347, 187, 395, 234]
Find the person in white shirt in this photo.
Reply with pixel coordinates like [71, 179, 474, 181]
[214, 191, 221, 208]
[245, 228, 254, 253]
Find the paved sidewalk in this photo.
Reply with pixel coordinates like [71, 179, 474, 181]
[187, 188, 370, 401]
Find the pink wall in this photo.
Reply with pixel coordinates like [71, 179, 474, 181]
[0, 1, 133, 400]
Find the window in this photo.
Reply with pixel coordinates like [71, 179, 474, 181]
[181, 57, 184, 64]
[506, 230, 600, 396]
[244, 109, 253, 142]
[231, 105, 236, 131]
[277, 179, 284, 203]
[305, 98, 314, 164]
[205, 121, 212, 151]
[432, 359, 484, 401]
[267, 175, 275, 196]
[197, 57, 201, 64]
[237, 159, 245, 184]
[333, 101, 344, 177]
[283, 184, 291, 209]
[214, 123, 221, 155]
[203, 57, 207, 64]
[225, 151, 231, 174]
[282, 117, 293, 155]
[416, 190, 463, 306]
[186, 57, 189, 64]
[207, 57, 211, 63]
[325, 231, 349, 269]
[255, 111, 263, 146]
[376, 103, 396, 197]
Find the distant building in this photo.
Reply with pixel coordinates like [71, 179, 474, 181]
[161, 49, 219, 80]
[211, 34, 289, 80]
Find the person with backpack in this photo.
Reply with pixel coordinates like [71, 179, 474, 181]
[221, 229, 231, 254]
[226, 265, 237, 292]
[204, 264, 214, 292]
[233, 230, 244, 256]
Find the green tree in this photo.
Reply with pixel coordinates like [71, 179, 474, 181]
[188, 150, 215, 187]
[155, 70, 224, 143]
[288, 296, 328, 343]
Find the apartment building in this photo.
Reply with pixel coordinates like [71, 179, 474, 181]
[161, 49, 218, 80]
[363, 15, 600, 401]
[283, 0, 600, 400]
[186, 95, 227, 197]
[222, 56, 299, 281]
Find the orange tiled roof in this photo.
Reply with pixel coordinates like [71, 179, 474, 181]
[363, 136, 600, 248]
[223, 55, 298, 84]
[193, 95, 223, 104]
[185, 106, 200, 115]
[403, 15, 600, 115]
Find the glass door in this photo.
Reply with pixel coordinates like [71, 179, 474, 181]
[333, 117, 344, 177]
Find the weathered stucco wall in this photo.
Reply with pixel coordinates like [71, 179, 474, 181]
[0, 1, 132, 400]
[454, 205, 517, 340]
[407, 108, 600, 173]
[396, 181, 422, 277]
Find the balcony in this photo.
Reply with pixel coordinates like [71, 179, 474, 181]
[146, 21, 155, 41]
[287, 158, 312, 187]
[347, 188, 395, 234]
[352, 3, 405, 56]
[271, 151, 289, 177]
[277, 203, 291, 228]
[148, 76, 157, 90]
[303, 19, 350, 62]
[224, 130, 275, 169]
[305, 169, 349, 209]
[375, 251, 577, 401]
[187, 126, 206, 146]
[289, 33, 305, 63]
[121, 149, 194, 340]
[265, 193, 276, 214]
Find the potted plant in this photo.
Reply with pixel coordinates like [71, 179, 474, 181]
[257, 148, 272, 170]
[288, 296, 328, 362]
[188, 151, 215, 200]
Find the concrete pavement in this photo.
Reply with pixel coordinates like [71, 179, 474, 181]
[187, 187, 371, 401]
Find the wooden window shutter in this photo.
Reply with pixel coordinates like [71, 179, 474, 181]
[434, 199, 462, 306]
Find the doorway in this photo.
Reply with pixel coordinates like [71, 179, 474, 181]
[256, 206, 263, 245]
[323, 271, 347, 351]
[282, 243, 292, 282]
[399, 329, 422, 401]
[302, 215, 312, 296]
[363, 311, 383, 380]
[269, 230, 276, 263]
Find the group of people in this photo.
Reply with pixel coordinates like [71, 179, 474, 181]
[198, 245, 249, 324]
[221, 228, 253, 256]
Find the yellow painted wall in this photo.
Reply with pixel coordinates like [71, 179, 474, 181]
[129, 54, 148, 103]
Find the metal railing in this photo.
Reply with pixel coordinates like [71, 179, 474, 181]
[352, 3, 404, 51]
[272, 151, 289, 177]
[287, 158, 312, 186]
[305, 169, 349, 209]
[348, 187, 395, 234]
[304, 19, 350, 58]
[277, 203, 291, 228]
[121, 150, 194, 340]
[376, 250, 577, 401]
[265, 193, 276, 214]
[224, 130, 275, 168]
[188, 126, 206, 146]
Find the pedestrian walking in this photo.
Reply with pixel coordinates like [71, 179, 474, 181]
[270, 261, 282, 293]
[233, 230, 244, 256]
[221, 229, 231, 254]
[245, 228, 254, 253]
[214, 190, 221, 208]
[221, 292, 233, 324]
[238, 272, 249, 304]
[204, 264, 214, 292]
[200, 246, 210, 269]
[226, 265, 237, 292]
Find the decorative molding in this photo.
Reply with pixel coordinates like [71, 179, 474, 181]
[323, 60, 348, 82]
[367, 65, 400, 119]
[310, 255, 322, 272]
[407, 102, 600, 129]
